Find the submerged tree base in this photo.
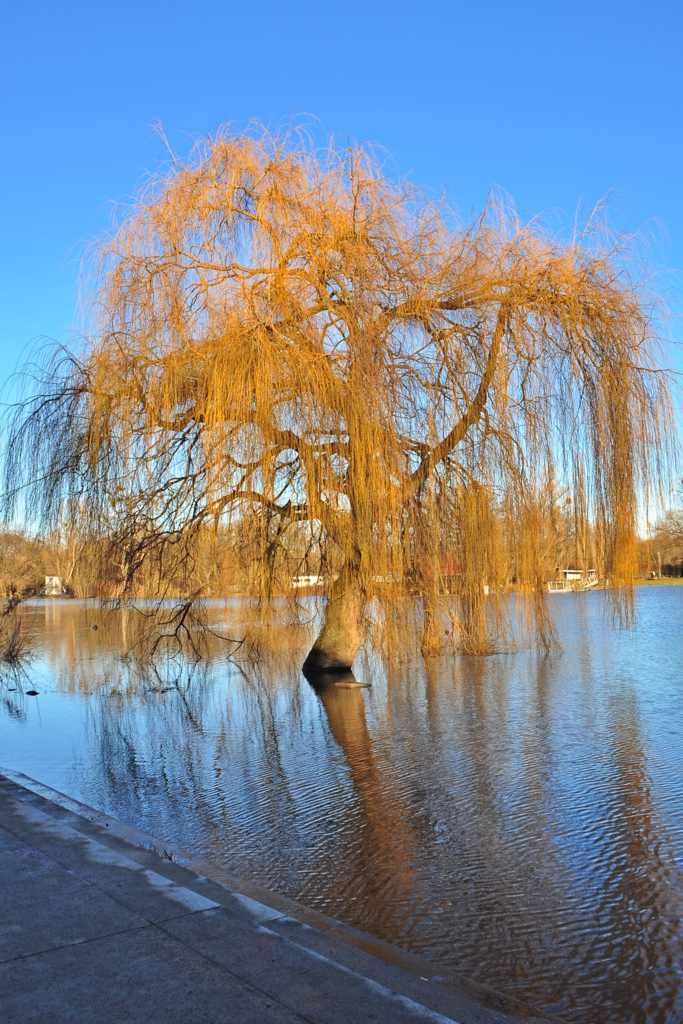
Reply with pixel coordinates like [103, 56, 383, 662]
[303, 574, 366, 674]
[302, 649, 355, 673]
[302, 664, 362, 689]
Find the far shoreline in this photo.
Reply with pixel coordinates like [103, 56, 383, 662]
[634, 577, 683, 586]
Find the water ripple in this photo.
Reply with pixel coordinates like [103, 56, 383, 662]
[1, 588, 683, 1023]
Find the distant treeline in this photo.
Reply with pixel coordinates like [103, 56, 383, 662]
[645, 509, 683, 577]
[3, 499, 682, 602]
[0, 526, 245, 601]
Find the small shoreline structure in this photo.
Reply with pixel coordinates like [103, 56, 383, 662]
[40, 575, 67, 597]
[547, 568, 599, 594]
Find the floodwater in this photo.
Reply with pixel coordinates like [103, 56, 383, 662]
[1, 590, 682, 1024]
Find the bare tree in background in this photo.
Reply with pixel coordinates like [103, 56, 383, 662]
[2, 125, 674, 671]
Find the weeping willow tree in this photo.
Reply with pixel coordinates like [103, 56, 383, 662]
[3, 125, 673, 671]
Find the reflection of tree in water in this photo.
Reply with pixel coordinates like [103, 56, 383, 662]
[414, 655, 581, 996]
[472, 660, 681, 1024]
[33, 601, 244, 696]
[0, 682, 28, 723]
[77, 642, 431, 947]
[309, 678, 430, 945]
[576, 689, 683, 1024]
[77, 659, 310, 877]
[378, 652, 683, 1024]
[18, 599, 683, 1024]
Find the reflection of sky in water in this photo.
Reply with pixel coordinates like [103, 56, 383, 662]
[1, 589, 683, 1023]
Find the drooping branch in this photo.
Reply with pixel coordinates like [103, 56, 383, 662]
[2, 124, 672, 659]
[204, 488, 309, 522]
[405, 303, 507, 500]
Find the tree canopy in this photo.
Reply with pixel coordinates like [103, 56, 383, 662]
[3, 125, 674, 667]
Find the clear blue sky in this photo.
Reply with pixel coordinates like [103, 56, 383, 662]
[1, 0, 682, 389]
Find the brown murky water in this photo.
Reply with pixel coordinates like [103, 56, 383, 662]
[1, 590, 682, 1023]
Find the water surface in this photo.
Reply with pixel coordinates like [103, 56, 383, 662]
[1, 589, 682, 1023]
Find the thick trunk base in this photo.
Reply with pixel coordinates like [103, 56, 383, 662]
[303, 575, 365, 675]
[301, 666, 368, 690]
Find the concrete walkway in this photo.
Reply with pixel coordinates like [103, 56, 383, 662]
[0, 770, 560, 1024]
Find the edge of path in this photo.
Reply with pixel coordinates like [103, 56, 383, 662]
[0, 766, 564, 1024]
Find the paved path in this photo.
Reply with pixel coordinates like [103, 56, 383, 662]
[0, 771, 559, 1024]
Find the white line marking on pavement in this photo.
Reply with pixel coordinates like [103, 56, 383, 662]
[257, 925, 463, 1024]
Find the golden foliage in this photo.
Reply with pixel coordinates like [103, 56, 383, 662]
[4, 124, 675, 661]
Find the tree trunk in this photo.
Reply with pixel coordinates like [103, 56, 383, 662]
[303, 562, 366, 674]
[420, 594, 442, 657]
